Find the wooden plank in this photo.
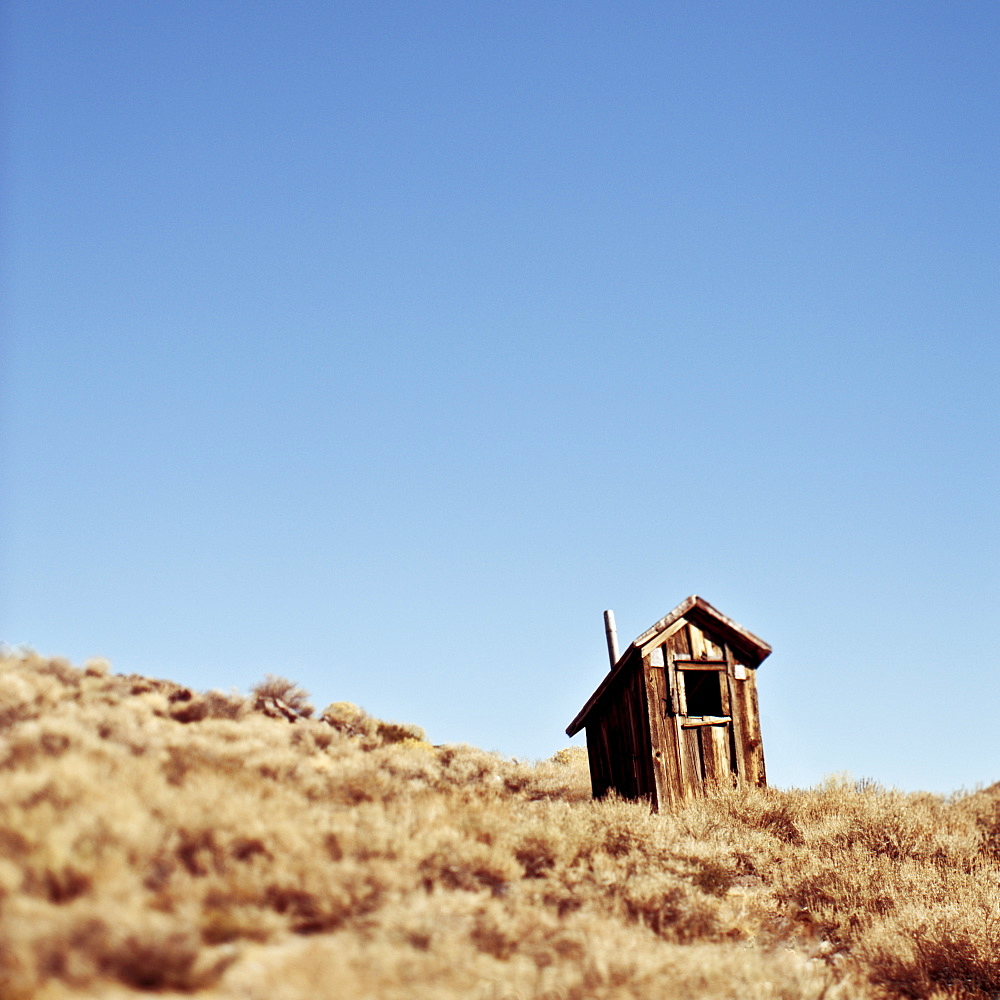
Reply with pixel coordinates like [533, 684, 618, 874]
[668, 624, 691, 657]
[605, 699, 626, 797]
[666, 647, 692, 799]
[689, 623, 707, 660]
[588, 717, 600, 794]
[612, 691, 633, 798]
[732, 667, 756, 785]
[719, 662, 732, 716]
[682, 726, 703, 797]
[635, 668, 650, 798]
[671, 715, 688, 800]
[633, 665, 656, 801]
[667, 649, 684, 716]
[714, 724, 732, 784]
[672, 659, 727, 670]
[618, 684, 632, 798]
[604, 705, 620, 795]
[723, 644, 745, 781]
[638, 617, 688, 657]
[700, 726, 719, 785]
[728, 723, 740, 782]
[586, 715, 604, 798]
[700, 627, 725, 660]
[703, 724, 730, 787]
[730, 666, 766, 788]
[643, 656, 673, 811]
[746, 669, 767, 786]
[680, 715, 731, 727]
[659, 677, 682, 807]
[591, 710, 613, 797]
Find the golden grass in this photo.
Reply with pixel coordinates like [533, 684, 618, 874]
[1, 650, 998, 999]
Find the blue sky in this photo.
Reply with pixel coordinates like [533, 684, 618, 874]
[3, 2, 997, 793]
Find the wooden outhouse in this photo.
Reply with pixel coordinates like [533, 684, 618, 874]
[566, 596, 770, 810]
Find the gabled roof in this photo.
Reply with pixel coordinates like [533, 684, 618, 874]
[565, 595, 771, 737]
[630, 595, 772, 662]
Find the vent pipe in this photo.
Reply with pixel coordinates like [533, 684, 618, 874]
[603, 609, 619, 669]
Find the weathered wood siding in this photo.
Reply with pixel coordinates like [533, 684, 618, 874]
[586, 649, 655, 802]
[637, 617, 767, 808]
[731, 649, 766, 786]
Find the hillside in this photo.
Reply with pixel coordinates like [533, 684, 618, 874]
[1, 651, 999, 1000]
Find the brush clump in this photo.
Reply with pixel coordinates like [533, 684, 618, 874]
[0, 649, 998, 999]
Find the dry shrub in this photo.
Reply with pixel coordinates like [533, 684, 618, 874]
[318, 701, 382, 747]
[620, 875, 719, 941]
[83, 658, 111, 677]
[376, 719, 426, 744]
[1, 650, 999, 1000]
[170, 688, 247, 723]
[859, 890, 1000, 999]
[252, 674, 314, 716]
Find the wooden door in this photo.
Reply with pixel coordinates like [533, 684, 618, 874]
[670, 655, 736, 792]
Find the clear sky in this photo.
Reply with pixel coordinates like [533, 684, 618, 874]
[2, 2, 997, 793]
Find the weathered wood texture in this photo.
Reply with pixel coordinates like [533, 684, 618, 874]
[569, 596, 770, 811]
[585, 649, 654, 800]
[734, 652, 767, 787]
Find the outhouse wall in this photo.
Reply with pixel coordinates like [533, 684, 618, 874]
[585, 649, 656, 802]
[639, 615, 766, 808]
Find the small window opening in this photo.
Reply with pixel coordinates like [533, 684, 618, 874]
[682, 670, 724, 717]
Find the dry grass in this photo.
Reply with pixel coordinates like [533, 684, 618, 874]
[1, 650, 998, 999]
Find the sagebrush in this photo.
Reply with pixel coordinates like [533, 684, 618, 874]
[1, 651, 998, 999]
